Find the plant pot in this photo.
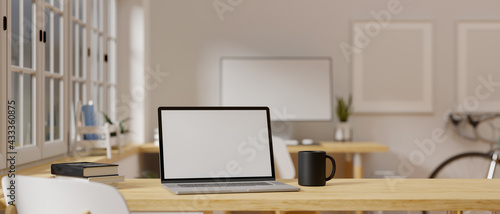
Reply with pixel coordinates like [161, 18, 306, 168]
[109, 136, 119, 147]
[334, 122, 352, 142]
[110, 134, 128, 147]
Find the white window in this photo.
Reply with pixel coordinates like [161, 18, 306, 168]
[69, 0, 117, 148]
[7, 0, 42, 164]
[43, 0, 68, 158]
[106, 0, 117, 120]
[70, 0, 87, 147]
[90, 0, 104, 113]
[2, 0, 117, 167]
[86, 0, 116, 122]
[1, 0, 8, 169]
[71, 0, 87, 108]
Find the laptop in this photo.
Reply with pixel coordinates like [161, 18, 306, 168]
[157, 106, 300, 194]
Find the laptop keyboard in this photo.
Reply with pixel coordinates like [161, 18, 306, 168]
[178, 182, 272, 188]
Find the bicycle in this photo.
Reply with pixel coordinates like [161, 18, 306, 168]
[423, 113, 500, 214]
[428, 113, 500, 179]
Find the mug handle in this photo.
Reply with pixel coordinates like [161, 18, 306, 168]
[325, 155, 336, 181]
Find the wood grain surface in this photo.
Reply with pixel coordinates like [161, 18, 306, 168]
[118, 178, 500, 212]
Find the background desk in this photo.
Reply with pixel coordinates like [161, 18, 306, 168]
[119, 178, 500, 213]
[320, 142, 388, 178]
[140, 142, 389, 179]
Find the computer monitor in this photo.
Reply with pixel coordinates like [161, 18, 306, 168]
[220, 57, 332, 121]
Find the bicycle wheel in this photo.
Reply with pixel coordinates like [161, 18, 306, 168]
[430, 152, 499, 179]
[423, 152, 500, 214]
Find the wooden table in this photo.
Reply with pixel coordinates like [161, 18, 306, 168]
[140, 142, 389, 179]
[119, 178, 500, 213]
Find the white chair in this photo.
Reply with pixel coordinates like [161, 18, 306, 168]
[272, 136, 296, 179]
[73, 101, 122, 159]
[2, 175, 129, 214]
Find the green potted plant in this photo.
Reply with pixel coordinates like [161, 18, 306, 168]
[336, 95, 352, 122]
[102, 112, 131, 145]
[335, 95, 353, 142]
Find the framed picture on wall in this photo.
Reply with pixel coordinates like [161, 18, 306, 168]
[457, 20, 500, 112]
[351, 21, 433, 113]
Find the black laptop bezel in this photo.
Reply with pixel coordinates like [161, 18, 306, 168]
[157, 106, 276, 183]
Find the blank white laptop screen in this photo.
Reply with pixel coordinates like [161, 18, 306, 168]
[160, 109, 273, 179]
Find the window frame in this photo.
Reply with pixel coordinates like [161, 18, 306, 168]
[0, 0, 8, 169]
[89, 0, 107, 116]
[70, 0, 88, 150]
[69, 0, 117, 153]
[2, 0, 117, 166]
[42, 0, 69, 158]
[6, 0, 43, 164]
[105, 0, 117, 120]
[77, 0, 116, 124]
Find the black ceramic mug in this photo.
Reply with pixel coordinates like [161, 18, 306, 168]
[298, 151, 336, 186]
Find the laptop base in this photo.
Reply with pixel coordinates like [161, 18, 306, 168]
[163, 181, 300, 195]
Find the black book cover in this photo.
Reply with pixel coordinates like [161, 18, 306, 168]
[51, 162, 118, 177]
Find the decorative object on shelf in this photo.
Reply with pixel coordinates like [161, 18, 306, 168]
[302, 139, 314, 145]
[73, 101, 123, 159]
[154, 128, 160, 146]
[334, 95, 353, 142]
[102, 112, 130, 147]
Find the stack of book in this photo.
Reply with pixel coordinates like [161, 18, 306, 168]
[51, 162, 124, 186]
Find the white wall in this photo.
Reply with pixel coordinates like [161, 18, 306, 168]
[117, 0, 151, 144]
[140, 0, 500, 178]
